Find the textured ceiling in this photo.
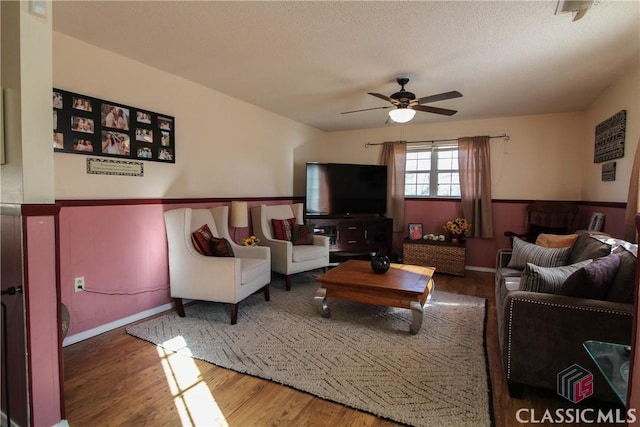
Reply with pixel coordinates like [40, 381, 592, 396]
[52, 1, 639, 132]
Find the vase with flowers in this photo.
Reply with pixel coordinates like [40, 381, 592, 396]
[242, 235, 260, 247]
[443, 217, 472, 244]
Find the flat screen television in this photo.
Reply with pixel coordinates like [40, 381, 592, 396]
[305, 162, 387, 217]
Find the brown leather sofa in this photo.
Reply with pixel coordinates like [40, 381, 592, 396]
[495, 230, 636, 403]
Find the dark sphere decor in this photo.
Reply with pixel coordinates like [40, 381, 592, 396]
[370, 254, 390, 274]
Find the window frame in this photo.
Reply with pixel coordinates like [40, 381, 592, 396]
[404, 144, 460, 198]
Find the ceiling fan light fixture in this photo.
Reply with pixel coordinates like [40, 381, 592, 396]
[388, 108, 416, 123]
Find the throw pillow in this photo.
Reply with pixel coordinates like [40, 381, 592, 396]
[192, 224, 215, 256]
[292, 223, 314, 245]
[520, 260, 592, 294]
[507, 237, 572, 269]
[559, 253, 621, 300]
[535, 233, 579, 248]
[272, 218, 296, 241]
[210, 237, 235, 257]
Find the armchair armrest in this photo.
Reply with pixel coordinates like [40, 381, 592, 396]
[502, 290, 633, 400]
[313, 234, 330, 248]
[232, 244, 270, 260]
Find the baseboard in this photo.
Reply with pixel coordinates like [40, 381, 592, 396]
[63, 302, 173, 347]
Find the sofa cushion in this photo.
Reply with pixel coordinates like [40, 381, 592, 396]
[606, 246, 637, 304]
[535, 233, 579, 248]
[192, 224, 215, 256]
[507, 237, 571, 269]
[272, 218, 295, 241]
[210, 237, 235, 257]
[558, 253, 620, 300]
[292, 223, 314, 245]
[520, 260, 592, 294]
[568, 231, 612, 264]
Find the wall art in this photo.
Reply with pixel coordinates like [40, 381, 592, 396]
[601, 162, 616, 181]
[594, 110, 625, 163]
[53, 88, 175, 163]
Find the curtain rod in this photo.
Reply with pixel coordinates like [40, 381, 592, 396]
[364, 133, 510, 148]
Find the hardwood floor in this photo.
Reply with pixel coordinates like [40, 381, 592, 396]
[63, 271, 620, 426]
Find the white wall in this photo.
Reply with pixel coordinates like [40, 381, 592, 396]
[307, 112, 586, 200]
[53, 33, 324, 199]
[583, 61, 640, 202]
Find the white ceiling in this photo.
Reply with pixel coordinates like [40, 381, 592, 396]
[52, 1, 640, 132]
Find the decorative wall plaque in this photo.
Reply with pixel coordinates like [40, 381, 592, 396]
[87, 158, 144, 176]
[601, 162, 616, 182]
[53, 88, 175, 163]
[594, 110, 626, 163]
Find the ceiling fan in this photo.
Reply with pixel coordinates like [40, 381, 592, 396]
[341, 78, 463, 123]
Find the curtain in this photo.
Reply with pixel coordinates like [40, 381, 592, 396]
[379, 141, 407, 233]
[623, 136, 640, 243]
[458, 136, 494, 238]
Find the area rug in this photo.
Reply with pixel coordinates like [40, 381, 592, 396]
[127, 272, 494, 427]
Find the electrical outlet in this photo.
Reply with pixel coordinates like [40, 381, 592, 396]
[74, 276, 85, 292]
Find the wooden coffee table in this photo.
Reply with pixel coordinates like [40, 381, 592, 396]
[314, 259, 435, 334]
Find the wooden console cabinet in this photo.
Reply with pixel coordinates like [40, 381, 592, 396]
[403, 239, 466, 276]
[309, 217, 393, 262]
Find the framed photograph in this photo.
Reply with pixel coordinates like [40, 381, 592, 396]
[136, 111, 152, 124]
[72, 96, 93, 112]
[408, 223, 423, 240]
[71, 116, 94, 134]
[101, 131, 130, 156]
[135, 128, 153, 143]
[588, 213, 605, 232]
[158, 116, 172, 130]
[101, 104, 130, 130]
[53, 88, 175, 163]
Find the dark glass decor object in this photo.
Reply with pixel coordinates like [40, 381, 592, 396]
[370, 253, 390, 274]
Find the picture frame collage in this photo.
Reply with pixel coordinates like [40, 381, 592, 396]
[53, 88, 175, 163]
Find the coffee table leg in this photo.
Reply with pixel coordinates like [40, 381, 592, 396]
[409, 300, 423, 335]
[314, 287, 330, 318]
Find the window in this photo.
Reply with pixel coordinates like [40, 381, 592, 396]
[405, 145, 460, 197]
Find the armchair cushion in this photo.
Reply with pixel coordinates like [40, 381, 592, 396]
[507, 237, 571, 269]
[559, 253, 620, 299]
[292, 223, 314, 245]
[272, 218, 295, 241]
[192, 224, 215, 256]
[520, 260, 592, 294]
[210, 237, 235, 257]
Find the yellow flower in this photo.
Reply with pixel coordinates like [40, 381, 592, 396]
[443, 218, 472, 235]
[242, 235, 260, 246]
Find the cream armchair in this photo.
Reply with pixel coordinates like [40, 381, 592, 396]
[163, 206, 271, 324]
[251, 203, 329, 291]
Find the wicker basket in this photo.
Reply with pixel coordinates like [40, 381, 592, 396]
[403, 240, 466, 276]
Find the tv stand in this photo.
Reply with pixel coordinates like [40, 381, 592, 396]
[309, 216, 393, 263]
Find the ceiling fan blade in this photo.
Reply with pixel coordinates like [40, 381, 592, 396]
[341, 105, 393, 114]
[416, 91, 463, 105]
[368, 92, 400, 105]
[412, 105, 458, 116]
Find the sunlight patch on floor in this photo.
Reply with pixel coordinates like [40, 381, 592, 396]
[158, 336, 228, 427]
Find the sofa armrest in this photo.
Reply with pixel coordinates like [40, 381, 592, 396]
[496, 248, 513, 269]
[313, 234, 330, 248]
[502, 290, 633, 401]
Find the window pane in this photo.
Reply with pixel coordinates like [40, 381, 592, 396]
[417, 184, 430, 195]
[417, 158, 430, 170]
[406, 158, 418, 171]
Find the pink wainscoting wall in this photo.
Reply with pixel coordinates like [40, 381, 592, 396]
[59, 198, 626, 340]
[403, 199, 627, 269]
[25, 216, 61, 427]
[59, 198, 296, 338]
